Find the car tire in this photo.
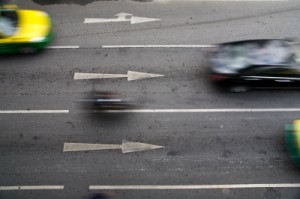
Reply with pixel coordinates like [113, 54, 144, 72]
[228, 85, 249, 93]
[19, 47, 37, 54]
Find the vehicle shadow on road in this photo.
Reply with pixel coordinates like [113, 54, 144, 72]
[82, 110, 132, 123]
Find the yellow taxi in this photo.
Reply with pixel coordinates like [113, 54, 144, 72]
[285, 119, 300, 167]
[0, 4, 52, 53]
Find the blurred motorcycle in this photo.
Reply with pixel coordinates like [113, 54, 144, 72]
[77, 91, 133, 111]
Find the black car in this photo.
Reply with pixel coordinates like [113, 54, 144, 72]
[208, 39, 300, 92]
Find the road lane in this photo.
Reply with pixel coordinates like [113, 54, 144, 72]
[17, 0, 300, 46]
[1, 112, 299, 180]
[1, 112, 300, 198]
[1, 48, 300, 110]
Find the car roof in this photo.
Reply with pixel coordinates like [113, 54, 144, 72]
[211, 39, 296, 72]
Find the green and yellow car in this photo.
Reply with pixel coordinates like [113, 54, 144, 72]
[0, 4, 52, 53]
[285, 119, 300, 167]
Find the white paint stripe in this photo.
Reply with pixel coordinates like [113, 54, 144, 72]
[1, 108, 299, 114]
[102, 45, 216, 48]
[103, 108, 300, 113]
[0, 185, 64, 190]
[47, 46, 80, 49]
[155, 0, 288, 1]
[0, 110, 69, 113]
[90, 184, 300, 190]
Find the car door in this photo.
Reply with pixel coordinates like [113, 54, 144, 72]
[239, 66, 275, 88]
[251, 66, 300, 89]
[272, 67, 300, 89]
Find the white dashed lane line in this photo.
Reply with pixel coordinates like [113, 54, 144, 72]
[46, 45, 217, 49]
[0, 110, 69, 113]
[0, 185, 64, 190]
[1, 108, 300, 114]
[47, 46, 80, 49]
[1, 184, 298, 191]
[101, 45, 216, 48]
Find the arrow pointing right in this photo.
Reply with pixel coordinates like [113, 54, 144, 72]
[74, 71, 164, 81]
[84, 13, 160, 24]
[130, 16, 161, 24]
[127, 71, 164, 81]
[63, 140, 164, 154]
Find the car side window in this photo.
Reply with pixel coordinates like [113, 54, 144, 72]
[240, 66, 270, 76]
[276, 68, 300, 77]
[245, 67, 286, 76]
[254, 67, 300, 77]
[0, 10, 18, 36]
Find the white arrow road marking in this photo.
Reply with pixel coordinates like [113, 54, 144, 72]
[0, 185, 64, 190]
[130, 16, 161, 24]
[63, 140, 163, 153]
[0, 110, 69, 113]
[74, 71, 164, 81]
[89, 183, 300, 190]
[84, 13, 160, 24]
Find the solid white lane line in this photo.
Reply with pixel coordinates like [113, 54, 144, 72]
[104, 108, 300, 113]
[0, 185, 64, 190]
[155, 0, 288, 1]
[102, 45, 216, 48]
[90, 184, 300, 190]
[47, 46, 80, 49]
[0, 110, 69, 113]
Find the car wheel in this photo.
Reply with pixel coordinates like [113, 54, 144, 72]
[228, 85, 249, 93]
[19, 47, 37, 54]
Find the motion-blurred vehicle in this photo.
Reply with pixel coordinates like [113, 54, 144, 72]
[285, 119, 300, 167]
[88, 192, 112, 199]
[77, 91, 133, 111]
[208, 39, 300, 92]
[0, 4, 52, 53]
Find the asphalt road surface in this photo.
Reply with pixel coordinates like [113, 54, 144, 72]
[1, 0, 300, 199]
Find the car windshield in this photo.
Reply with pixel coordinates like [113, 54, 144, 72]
[0, 9, 18, 37]
[212, 40, 295, 72]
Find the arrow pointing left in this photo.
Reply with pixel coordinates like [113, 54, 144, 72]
[63, 140, 164, 153]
